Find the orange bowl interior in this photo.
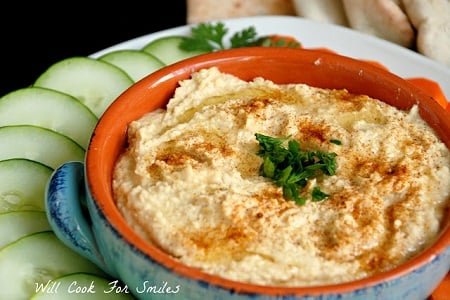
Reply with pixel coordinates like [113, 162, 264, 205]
[86, 47, 450, 296]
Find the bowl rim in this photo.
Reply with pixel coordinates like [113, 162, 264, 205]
[86, 47, 450, 296]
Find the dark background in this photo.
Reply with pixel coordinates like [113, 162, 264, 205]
[1, 2, 188, 97]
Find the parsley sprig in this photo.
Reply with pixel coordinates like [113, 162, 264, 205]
[179, 22, 301, 52]
[255, 133, 337, 205]
[179, 22, 258, 52]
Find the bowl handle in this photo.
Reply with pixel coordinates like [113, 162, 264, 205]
[45, 161, 108, 273]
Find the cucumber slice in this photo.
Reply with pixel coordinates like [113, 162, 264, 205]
[0, 125, 85, 169]
[0, 210, 51, 249]
[0, 231, 105, 300]
[142, 36, 207, 65]
[30, 272, 135, 300]
[0, 159, 52, 213]
[98, 49, 165, 82]
[0, 87, 97, 149]
[34, 56, 134, 117]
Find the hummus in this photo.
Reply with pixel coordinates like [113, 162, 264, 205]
[113, 67, 450, 286]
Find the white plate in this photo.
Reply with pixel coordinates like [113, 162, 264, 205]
[91, 15, 450, 101]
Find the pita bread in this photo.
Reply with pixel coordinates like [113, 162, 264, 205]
[186, 0, 296, 24]
[402, 0, 448, 26]
[292, 0, 348, 26]
[342, 0, 415, 47]
[415, 20, 450, 66]
[402, 0, 450, 66]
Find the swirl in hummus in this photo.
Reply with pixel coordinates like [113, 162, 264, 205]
[113, 67, 450, 286]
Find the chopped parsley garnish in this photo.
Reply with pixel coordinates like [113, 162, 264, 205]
[330, 139, 342, 145]
[179, 22, 301, 52]
[311, 186, 330, 202]
[255, 133, 337, 205]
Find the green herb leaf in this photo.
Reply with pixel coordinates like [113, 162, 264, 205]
[255, 133, 337, 205]
[179, 22, 259, 52]
[179, 22, 228, 52]
[230, 26, 258, 48]
[262, 156, 276, 178]
[330, 139, 342, 145]
[179, 22, 301, 53]
[311, 186, 330, 202]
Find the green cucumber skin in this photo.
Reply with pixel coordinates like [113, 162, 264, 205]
[34, 56, 134, 117]
[0, 87, 97, 149]
[0, 158, 52, 213]
[0, 125, 85, 169]
[99, 49, 165, 82]
[142, 36, 207, 65]
[0, 210, 51, 249]
[0, 231, 105, 300]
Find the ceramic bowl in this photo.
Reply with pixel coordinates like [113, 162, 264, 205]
[46, 47, 450, 300]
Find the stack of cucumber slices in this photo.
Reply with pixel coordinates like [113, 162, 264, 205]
[0, 35, 197, 300]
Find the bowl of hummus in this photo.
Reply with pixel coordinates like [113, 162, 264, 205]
[46, 47, 450, 300]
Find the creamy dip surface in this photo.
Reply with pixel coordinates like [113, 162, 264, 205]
[113, 67, 450, 286]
